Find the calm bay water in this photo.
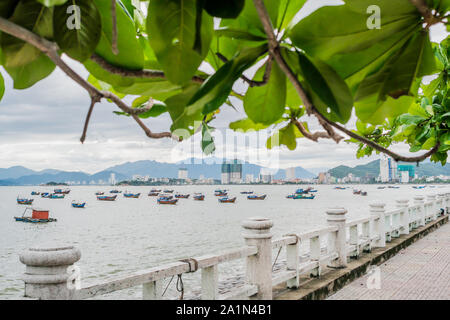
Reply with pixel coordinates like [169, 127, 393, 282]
[0, 184, 446, 299]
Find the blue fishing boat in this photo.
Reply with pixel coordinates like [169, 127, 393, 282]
[124, 192, 140, 198]
[193, 193, 205, 201]
[334, 187, 346, 190]
[293, 194, 315, 200]
[17, 198, 33, 205]
[286, 194, 295, 199]
[413, 186, 426, 189]
[31, 191, 40, 195]
[49, 193, 65, 199]
[97, 195, 117, 201]
[72, 201, 86, 208]
[175, 193, 190, 199]
[110, 190, 122, 193]
[247, 194, 266, 200]
[219, 197, 236, 203]
[54, 188, 70, 194]
[215, 191, 227, 196]
[157, 196, 178, 204]
[240, 191, 254, 194]
[163, 190, 174, 193]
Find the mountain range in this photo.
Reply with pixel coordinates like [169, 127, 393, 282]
[0, 158, 316, 186]
[328, 159, 450, 179]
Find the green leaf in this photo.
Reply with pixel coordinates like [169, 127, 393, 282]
[0, 0, 19, 18]
[187, 44, 267, 115]
[0, 71, 4, 101]
[244, 61, 286, 125]
[4, 53, 55, 89]
[356, 95, 414, 125]
[93, 0, 144, 70]
[283, 48, 353, 123]
[229, 118, 272, 132]
[53, 0, 101, 62]
[166, 84, 203, 134]
[204, 0, 244, 18]
[1, 0, 53, 68]
[277, 0, 307, 31]
[422, 136, 437, 150]
[37, 0, 68, 7]
[201, 122, 215, 155]
[147, 0, 213, 85]
[266, 122, 302, 150]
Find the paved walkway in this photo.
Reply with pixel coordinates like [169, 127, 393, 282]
[328, 222, 450, 300]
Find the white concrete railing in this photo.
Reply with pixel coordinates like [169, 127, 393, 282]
[19, 192, 450, 300]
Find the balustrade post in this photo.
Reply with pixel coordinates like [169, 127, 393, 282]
[414, 196, 425, 227]
[426, 194, 436, 222]
[19, 246, 81, 300]
[361, 221, 371, 252]
[349, 225, 359, 258]
[370, 202, 386, 247]
[326, 208, 347, 268]
[286, 238, 299, 288]
[437, 193, 446, 217]
[242, 217, 273, 300]
[396, 199, 409, 235]
[310, 236, 321, 277]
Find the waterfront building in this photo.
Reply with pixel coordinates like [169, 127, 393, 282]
[398, 164, 415, 180]
[221, 159, 242, 184]
[380, 155, 398, 182]
[178, 168, 188, 180]
[400, 171, 409, 183]
[245, 174, 254, 183]
[318, 172, 330, 184]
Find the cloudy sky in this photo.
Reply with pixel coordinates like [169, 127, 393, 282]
[0, 0, 448, 174]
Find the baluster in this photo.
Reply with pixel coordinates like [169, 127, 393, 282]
[384, 213, 392, 242]
[426, 195, 436, 223]
[201, 265, 218, 300]
[310, 235, 321, 277]
[370, 202, 386, 247]
[414, 196, 425, 227]
[326, 208, 347, 268]
[362, 221, 371, 252]
[286, 238, 299, 288]
[349, 225, 359, 258]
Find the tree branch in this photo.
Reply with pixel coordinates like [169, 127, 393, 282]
[292, 118, 343, 142]
[216, 52, 272, 87]
[111, 0, 119, 55]
[0, 17, 174, 141]
[409, 0, 442, 27]
[252, 0, 440, 163]
[80, 95, 101, 143]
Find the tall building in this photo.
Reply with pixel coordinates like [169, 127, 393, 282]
[178, 168, 188, 180]
[245, 174, 254, 183]
[380, 155, 398, 182]
[109, 173, 116, 185]
[400, 171, 409, 183]
[318, 172, 330, 184]
[398, 165, 415, 178]
[221, 160, 242, 184]
[285, 167, 296, 181]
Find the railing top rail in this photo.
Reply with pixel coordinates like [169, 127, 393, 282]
[346, 216, 371, 227]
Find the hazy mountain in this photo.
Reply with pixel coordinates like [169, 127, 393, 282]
[328, 160, 450, 178]
[0, 166, 36, 180]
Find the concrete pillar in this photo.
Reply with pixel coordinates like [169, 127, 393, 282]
[19, 246, 81, 300]
[326, 208, 347, 268]
[396, 199, 409, 235]
[426, 194, 436, 222]
[242, 217, 273, 300]
[370, 202, 386, 247]
[437, 193, 446, 217]
[414, 196, 425, 227]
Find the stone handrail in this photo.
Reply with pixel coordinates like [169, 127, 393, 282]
[19, 191, 450, 300]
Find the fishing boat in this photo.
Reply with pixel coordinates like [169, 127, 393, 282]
[218, 197, 236, 203]
[71, 201, 86, 208]
[150, 189, 161, 193]
[49, 193, 65, 199]
[158, 194, 173, 199]
[286, 194, 295, 199]
[353, 189, 361, 195]
[309, 189, 318, 193]
[388, 186, 400, 189]
[215, 191, 228, 197]
[97, 195, 117, 201]
[95, 192, 104, 196]
[175, 194, 190, 199]
[31, 191, 40, 195]
[361, 191, 367, 196]
[377, 186, 385, 189]
[157, 196, 178, 205]
[247, 194, 266, 200]
[240, 191, 254, 194]
[148, 192, 159, 196]
[334, 187, 346, 190]
[14, 208, 56, 223]
[215, 189, 227, 193]
[293, 194, 315, 199]
[193, 194, 205, 201]
[123, 192, 140, 198]
[163, 190, 174, 193]
[110, 190, 122, 193]
[41, 192, 51, 198]
[54, 188, 70, 194]
[413, 186, 426, 189]
[17, 198, 34, 205]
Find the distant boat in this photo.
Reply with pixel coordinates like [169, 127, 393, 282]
[41, 193, 51, 198]
[215, 191, 227, 197]
[95, 192, 104, 195]
[240, 191, 254, 194]
[54, 188, 70, 194]
[14, 208, 56, 223]
[286, 194, 295, 199]
[247, 195, 266, 200]
[175, 194, 190, 199]
[17, 198, 33, 205]
[72, 201, 86, 208]
[148, 192, 160, 196]
[377, 187, 385, 189]
[157, 197, 178, 205]
[97, 195, 117, 201]
[158, 194, 173, 200]
[31, 191, 40, 195]
[388, 186, 400, 189]
[413, 186, 426, 189]
[193, 194, 205, 201]
[334, 187, 346, 190]
[164, 190, 174, 193]
[353, 189, 361, 195]
[110, 190, 122, 193]
[293, 194, 315, 200]
[150, 189, 161, 193]
[49, 193, 65, 199]
[361, 191, 367, 196]
[124, 192, 140, 198]
[309, 189, 318, 193]
[215, 189, 227, 193]
[218, 197, 236, 203]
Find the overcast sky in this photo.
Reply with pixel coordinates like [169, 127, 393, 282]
[0, 0, 448, 174]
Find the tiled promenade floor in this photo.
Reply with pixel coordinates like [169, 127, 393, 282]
[327, 222, 450, 300]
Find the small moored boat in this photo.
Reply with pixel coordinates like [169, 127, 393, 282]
[193, 194, 205, 201]
[97, 195, 117, 201]
[157, 197, 178, 205]
[215, 191, 227, 197]
[240, 191, 253, 194]
[49, 193, 65, 199]
[31, 191, 40, 195]
[123, 192, 140, 198]
[293, 194, 315, 199]
[110, 190, 122, 193]
[14, 208, 56, 223]
[17, 198, 34, 205]
[148, 192, 159, 196]
[41, 192, 51, 198]
[72, 201, 86, 208]
[175, 194, 190, 199]
[95, 192, 104, 196]
[218, 197, 236, 203]
[163, 190, 174, 193]
[54, 188, 70, 194]
[247, 194, 266, 200]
